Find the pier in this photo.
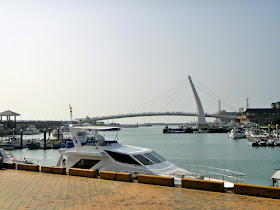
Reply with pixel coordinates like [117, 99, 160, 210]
[0, 120, 70, 136]
[0, 169, 279, 209]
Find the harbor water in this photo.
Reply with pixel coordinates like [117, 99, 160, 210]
[10, 126, 280, 186]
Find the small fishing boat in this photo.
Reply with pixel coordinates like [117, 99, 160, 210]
[0, 137, 21, 150]
[0, 148, 33, 164]
[5, 151, 19, 162]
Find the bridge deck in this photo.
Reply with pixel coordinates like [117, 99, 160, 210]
[81, 111, 236, 121]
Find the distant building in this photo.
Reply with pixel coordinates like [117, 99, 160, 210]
[214, 110, 238, 124]
[238, 102, 280, 125]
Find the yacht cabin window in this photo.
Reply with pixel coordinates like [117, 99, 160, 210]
[105, 150, 140, 165]
[151, 151, 166, 162]
[72, 159, 100, 169]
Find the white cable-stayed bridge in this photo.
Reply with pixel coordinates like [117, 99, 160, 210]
[79, 76, 237, 125]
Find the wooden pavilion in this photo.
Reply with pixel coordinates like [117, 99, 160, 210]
[0, 110, 20, 122]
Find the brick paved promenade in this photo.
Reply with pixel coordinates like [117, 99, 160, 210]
[0, 169, 280, 209]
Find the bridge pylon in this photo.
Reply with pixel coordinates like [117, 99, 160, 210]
[188, 75, 207, 128]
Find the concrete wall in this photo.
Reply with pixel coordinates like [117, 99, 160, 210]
[181, 179, 224, 192]
[234, 183, 280, 199]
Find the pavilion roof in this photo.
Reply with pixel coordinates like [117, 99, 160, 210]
[0, 110, 20, 116]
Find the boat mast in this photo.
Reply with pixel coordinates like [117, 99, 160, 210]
[69, 104, 73, 123]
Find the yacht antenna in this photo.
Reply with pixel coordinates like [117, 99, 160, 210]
[69, 104, 73, 123]
[115, 130, 119, 141]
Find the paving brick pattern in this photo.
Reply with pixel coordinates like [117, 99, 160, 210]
[0, 169, 280, 209]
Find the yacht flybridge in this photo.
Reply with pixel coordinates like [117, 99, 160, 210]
[57, 125, 245, 187]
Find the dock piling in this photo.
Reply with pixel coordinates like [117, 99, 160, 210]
[44, 129, 47, 149]
[20, 129, 23, 149]
[57, 128, 60, 141]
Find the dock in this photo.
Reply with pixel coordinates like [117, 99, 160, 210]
[0, 169, 279, 209]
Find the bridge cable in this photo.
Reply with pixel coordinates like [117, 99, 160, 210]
[170, 85, 191, 112]
[194, 84, 237, 112]
[192, 77, 237, 112]
[141, 79, 188, 113]
[130, 78, 188, 113]
[151, 82, 190, 112]
[159, 84, 190, 112]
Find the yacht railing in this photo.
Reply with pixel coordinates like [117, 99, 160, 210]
[183, 164, 246, 183]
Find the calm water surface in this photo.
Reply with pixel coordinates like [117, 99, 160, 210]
[11, 126, 280, 186]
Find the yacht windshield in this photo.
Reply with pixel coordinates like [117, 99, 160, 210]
[133, 154, 153, 165]
[143, 153, 162, 163]
[151, 151, 166, 162]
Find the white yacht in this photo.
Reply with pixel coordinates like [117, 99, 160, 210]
[228, 128, 246, 139]
[23, 125, 41, 135]
[57, 125, 245, 187]
[60, 125, 71, 139]
[49, 129, 64, 140]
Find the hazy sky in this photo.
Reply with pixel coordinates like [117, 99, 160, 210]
[0, 0, 279, 123]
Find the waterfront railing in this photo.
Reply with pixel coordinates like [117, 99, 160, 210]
[184, 164, 246, 183]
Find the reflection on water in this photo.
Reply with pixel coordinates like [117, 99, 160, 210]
[9, 126, 280, 186]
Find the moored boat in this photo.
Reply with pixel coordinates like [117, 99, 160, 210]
[251, 138, 280, 147]
[57, 124, 245, 188]
[228, 128, 245, 139]
[246, 129, 269, 139]
[193, 128, 210, 133]
[23, 125, 41, 135]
